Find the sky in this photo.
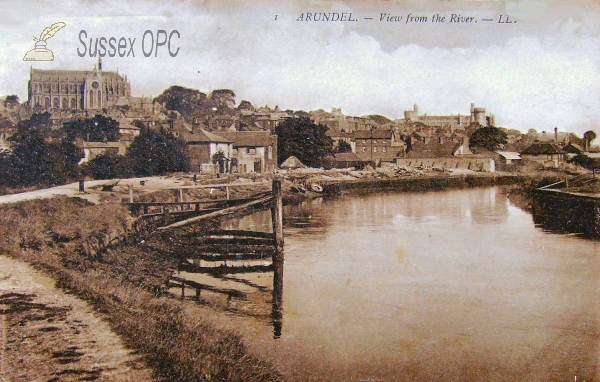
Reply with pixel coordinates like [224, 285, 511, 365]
[1, 0, 599, 135]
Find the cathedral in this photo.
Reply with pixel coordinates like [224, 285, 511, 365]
[27, 59, 131, 111]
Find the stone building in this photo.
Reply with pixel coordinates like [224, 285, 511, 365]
[27, 59, 131, 112]
[401, 103, 496, 129]
[213, 131, 278, 173]
[353, 129, 407, 166]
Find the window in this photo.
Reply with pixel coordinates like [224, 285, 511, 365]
[383, 147, 387, 152]
[373, 147, 377, 153]
[268, 146, 273, 160]
[362, 140, 366, 144]
[362, 147, 366, 152]
[249, 148, 256, 155]
[232, 148, 238, 155]
[373, 139, 377, 144]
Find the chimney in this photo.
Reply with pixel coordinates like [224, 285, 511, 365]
[554, 127, 558, 143]
[463, 136, 470, 154]
[192, 120, 201, 134]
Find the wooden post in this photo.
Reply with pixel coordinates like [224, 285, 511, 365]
[226, 186, 230, 200]
[181, 281, 185, 298]
[178, 188, 183, 202]
[271, 179, 284, 249]
[195, 288, 201, 301]
[163, 206, 169, 225]
[143, 205, 149, 215]
[271, 178, 284, 311]
[78, 179, 85, 193]
[129, 186, 134, 203]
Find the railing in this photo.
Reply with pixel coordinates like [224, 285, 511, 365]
[538, 172, 597, 190]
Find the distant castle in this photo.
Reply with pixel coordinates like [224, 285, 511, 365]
[403, 103, 496, 129]
[27, 58, 131, 111]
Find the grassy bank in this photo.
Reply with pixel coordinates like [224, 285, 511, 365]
[0, 197, 283, 382]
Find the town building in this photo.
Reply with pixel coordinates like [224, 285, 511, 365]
[178, 126, 233, 173]
[401, 103, 496, 129]
[213, 131, 278, 173]
[78, 141, 126, 164]
[27, 59, 131, 112]
[521, 142, 565, 168]
[353, 129, 407, 166]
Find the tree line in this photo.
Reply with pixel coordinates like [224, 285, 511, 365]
[0, 113, 190, 189]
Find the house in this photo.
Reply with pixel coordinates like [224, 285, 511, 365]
[326, 130, 354, 151]
[521, 142, 565, 168]
[178, 127, 233, 173]
[212, 131, 278, 173]
[353, 129, 407, 166]
[563, 142, 585, 158]
[79, 141, 126, 164]
[331, 152, 371, 169]
[117, 121, 140, 145]
[493, 151, 521, 171]
[494, 151, 521, 165]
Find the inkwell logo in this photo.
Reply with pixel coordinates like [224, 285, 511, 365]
[23, 22, 66, 61]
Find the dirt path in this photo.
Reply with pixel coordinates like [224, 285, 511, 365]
[0, 255, 153, 382]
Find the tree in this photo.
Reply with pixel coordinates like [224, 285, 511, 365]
[569, 154, 600, 170]
[3, 115, 81, 187]
[62, 115, 120, 142]
[154, 85, 208, 120]
[4, 95, 19, 108]
[209, 89, 236, 115]
[85, 152, 134, 180]
[469, 125, 508, 152]
[337, 140, 352, 153]
[237, 100, 254, 111]
[275, 117, 334, 167]
[583, 130, 597, 151]
[126, 128, 189, 176]
[212, 150, 227, 173]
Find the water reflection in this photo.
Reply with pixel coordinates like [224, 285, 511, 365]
[532, 192, 600, 238]
[234, 186, 600, 381]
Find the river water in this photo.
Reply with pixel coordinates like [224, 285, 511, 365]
[223, 186, 600, 381]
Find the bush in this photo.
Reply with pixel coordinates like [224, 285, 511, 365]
[85, 152, 134, 180]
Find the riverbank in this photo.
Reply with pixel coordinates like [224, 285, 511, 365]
[0, 197, 283, 382]
[0, 170, 555, 381]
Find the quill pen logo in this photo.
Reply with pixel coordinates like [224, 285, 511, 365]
[23, 22, 66, 61]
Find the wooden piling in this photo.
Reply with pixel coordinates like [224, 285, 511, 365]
[271, 178, 284, 309]
[181, 282, 185, 298]
[226, 186, 230, 200]
[163, 206, 169, 225]
[129, 186, 134, 203]
[178, 188, 184, 202]
[195, 288, 201, 301]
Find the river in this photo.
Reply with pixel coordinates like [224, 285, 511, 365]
[220, 186, 600, 381]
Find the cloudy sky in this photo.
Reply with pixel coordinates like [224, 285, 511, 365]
[1, 0, 599, 135]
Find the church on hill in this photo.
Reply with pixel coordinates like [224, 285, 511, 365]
[27, 58, 131, 112]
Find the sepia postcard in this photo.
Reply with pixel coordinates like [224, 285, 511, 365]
[1, 0, 599, 381]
